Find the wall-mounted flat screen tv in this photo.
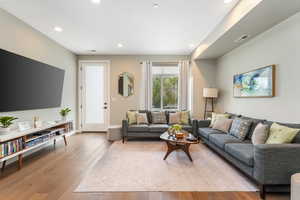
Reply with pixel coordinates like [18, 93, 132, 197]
[0, 49, 65, 112]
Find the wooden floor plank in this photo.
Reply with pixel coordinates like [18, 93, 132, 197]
[0, 133, 289, 200]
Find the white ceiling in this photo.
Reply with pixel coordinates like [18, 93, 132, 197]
[0, 0, 239, 55]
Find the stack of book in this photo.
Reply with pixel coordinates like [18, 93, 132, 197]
[0, 138, 24, 158]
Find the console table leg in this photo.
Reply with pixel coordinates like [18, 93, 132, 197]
[1, 161, 6, 172]
[18, 154, 23, 170]
[63, 135, 67, 146]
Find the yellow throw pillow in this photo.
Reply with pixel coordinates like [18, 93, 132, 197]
[210, 113, 230, 127]
[127, 111, 137, 125]
[266, 123, 300, 144]
[180, 111, 190, 125]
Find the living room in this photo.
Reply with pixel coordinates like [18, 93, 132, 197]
[0, 0, 300, 200]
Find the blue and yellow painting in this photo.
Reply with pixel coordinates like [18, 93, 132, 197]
[233, 66, 274, 97]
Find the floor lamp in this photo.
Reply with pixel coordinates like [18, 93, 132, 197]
[203, 88, 218, 119]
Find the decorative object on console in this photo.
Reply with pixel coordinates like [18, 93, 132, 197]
[0, 116, 18, 133]
[266, 123, 300, 144]
[212, 118, 233, 133]
[203, 88, 218, 119]
[233, 65, 275, 98]
[118, 72, 134, 97]
[60, 108, 71, 121]
[18, 121, 31, 131]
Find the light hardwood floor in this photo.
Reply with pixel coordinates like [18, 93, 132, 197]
[0, 133, 289, 200]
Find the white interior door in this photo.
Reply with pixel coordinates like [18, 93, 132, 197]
[80, 61, 109, 132]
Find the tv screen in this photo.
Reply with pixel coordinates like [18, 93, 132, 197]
[0, 49, 65, 112]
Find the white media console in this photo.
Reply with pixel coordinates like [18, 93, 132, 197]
[0, 121, 75, 171]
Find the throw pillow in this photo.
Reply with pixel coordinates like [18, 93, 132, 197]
[169, 112, 180, 124]
[127, 111, 137, 125]
[266, 123, 300, 144]
[180, 111, 190, 125]
[136, 113, 149, 124]
[151, 111, 167, 124]
[251, 123, 270, 145]
[212, 118, 233, 133]
[229, 118, 252, 140]
[210, 113, 230, 127]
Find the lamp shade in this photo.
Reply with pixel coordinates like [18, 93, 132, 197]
[203, 88, 218, 98]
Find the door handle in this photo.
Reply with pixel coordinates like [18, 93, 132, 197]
[103, 106, 108, 109]
[104, 102, 107, 105]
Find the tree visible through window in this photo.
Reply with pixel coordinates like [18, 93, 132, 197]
[152, 65, 179, 110]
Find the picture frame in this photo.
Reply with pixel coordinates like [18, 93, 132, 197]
[233, 65, 275, 98]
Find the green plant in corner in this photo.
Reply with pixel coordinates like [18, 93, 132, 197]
[0, 116, 18, 128]
[60, 108, 71, 117]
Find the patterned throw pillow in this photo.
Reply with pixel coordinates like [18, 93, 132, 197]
[151, 112, 167, 124]
[251, 123, 270, 145]
[127, 111, 137, 125]
[212, 118, 233, 133]
[229, 118, 252, 140]
[266, 123, 300, 144]
[137, 113, 149, 124]
[180, 111, 190, 125]
[210, 113, 230, 127]
[169, 112, 180, 124]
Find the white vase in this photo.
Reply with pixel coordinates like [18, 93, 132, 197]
[0, 127, 11, 134]
[61, 116, 67, 121]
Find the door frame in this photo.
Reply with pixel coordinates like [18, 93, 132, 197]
[78, 60, 111, 132]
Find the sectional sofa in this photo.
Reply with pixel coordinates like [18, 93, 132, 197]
[122, 110, 197, 143]
[197, 113, 300, 199]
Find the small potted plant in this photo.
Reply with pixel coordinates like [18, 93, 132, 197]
[168, 124, 183, 137]
[0, 116, 18, 133]
[60, 108, 71, 121]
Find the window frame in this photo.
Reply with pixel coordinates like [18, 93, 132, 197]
[151, 73, 179, 111]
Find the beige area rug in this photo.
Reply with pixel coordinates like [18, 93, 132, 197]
[75, 141, 258, 192]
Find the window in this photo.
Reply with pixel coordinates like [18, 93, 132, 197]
[152, 63, 179, 110]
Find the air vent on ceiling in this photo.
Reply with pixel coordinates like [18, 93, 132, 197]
[235, 34, 250, 43]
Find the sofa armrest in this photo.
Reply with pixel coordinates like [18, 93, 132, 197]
[254, 144, 300, 185]
[191, 119, 198, 137]
[198, 120, 211, 128]
[122, 120, 129, 138]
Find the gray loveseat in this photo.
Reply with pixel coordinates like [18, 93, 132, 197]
[197, 113, 300, 199]
[122, 110, 197, 143]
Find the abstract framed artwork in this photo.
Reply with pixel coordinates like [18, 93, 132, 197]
[233, 65, 275, 98]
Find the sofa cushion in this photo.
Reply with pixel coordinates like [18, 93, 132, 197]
[240, 116, 265, 140]
[229, 118, 252, 140]
[128, 124, 149, 132]
[209, 134, 242, 149]
[151, 111, 167, 124]
[198, 128, 226, 139]
[149, 124, 169, 132]
[266, 123, 300, 144]
[225, 143, 254, 167]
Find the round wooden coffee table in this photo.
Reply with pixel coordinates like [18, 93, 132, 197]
[160, 131, 199, 162]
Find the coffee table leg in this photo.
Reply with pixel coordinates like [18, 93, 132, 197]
[163, 142, 174, 160]
[182, 144, 193, 162]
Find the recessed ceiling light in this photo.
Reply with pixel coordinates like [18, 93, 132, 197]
[234, 34, 250, 43]
[117, 43, 123, 48]
[153, 3, 159, 8]
[91, 0, 101, 4]
[54, 26, 63, 32]
[224, 0, 233, 3]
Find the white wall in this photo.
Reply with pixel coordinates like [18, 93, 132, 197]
[0, 8, 77, 127]
[77, 55, 189, 126]
[216, 11, 300, 123]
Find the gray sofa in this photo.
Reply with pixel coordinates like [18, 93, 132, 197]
[122, 110, 197, 143]
[197, 114, 300, 199]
